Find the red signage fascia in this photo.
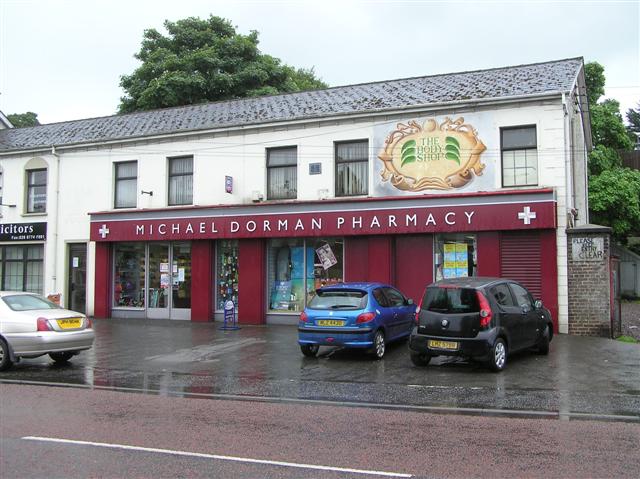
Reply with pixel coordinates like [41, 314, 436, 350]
[90, 201, 556, 242]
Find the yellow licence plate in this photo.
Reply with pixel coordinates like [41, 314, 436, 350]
[428, 339, 459, 350]
[57, 318, 82, 329]
[316, 320, 345, 327]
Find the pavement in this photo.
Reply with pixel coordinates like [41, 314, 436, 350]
[1, 317, 639, 421]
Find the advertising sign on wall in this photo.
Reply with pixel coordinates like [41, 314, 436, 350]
[0, 222, 47, 241]
[374, 115, 495, 196]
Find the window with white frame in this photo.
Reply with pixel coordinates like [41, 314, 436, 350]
[168, 156, 193, 206]
[267, 147, 297, 200]
[114, 161, 137, 208]
[26, 169, 47, 213]
[501, 126, 538, 187]
[335, 140, 368, 196]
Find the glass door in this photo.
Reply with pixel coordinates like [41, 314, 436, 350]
[147, 243, 170, 319]
[146, 242, 191, 320]
[171, 242, 191, 320]
[67, 243, 87, 313]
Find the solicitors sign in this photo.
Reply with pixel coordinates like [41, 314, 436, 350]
[0, 222, 47, 241]
[90, 200, 556, 242]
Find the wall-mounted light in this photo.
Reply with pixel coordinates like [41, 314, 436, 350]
[0, 203, 16, 207]
[141, 190, 153, 196]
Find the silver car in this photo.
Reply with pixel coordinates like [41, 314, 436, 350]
[0, 292, 95, 371]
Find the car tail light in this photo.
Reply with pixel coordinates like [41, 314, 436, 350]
[37, 317, 53, 331]
[476, 291, 493, 329]
[84, 317, 93, 329]
[300, 311, 309, 323]
[356, 312, 375, 324]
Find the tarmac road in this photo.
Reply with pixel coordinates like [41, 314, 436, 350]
[1, 383, 639, 478]
[1, 319, 639, 420]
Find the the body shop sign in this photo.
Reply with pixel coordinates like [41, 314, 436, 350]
[0, 222, 47, 241]
[91, 200, 556, 242]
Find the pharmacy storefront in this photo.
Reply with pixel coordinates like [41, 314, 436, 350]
[89, 188, 559, 329]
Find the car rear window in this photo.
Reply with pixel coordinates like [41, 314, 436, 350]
[422, 287, 479, 314]
[2, 294, 59, 311]
[307, 290, 368, 310]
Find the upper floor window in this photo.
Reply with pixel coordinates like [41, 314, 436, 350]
[114, 161, 137, 208]
[501, 126, 537, 187]
[335, 140, 368, 197]
[26, 169, 47, 213]
[267, 147, 297, 200]
[168, 156, 193, 206]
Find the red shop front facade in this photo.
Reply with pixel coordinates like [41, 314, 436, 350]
[89, 188, 559, 331]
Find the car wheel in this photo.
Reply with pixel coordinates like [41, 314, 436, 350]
[49, 352, 74, 363]
[372, 330, 386, 360]
[300, 344, 319, 357]
[487, 338, 507, 372]
[0, 339, 13, 371]
[410, 351, 431, 367]
[537, 325, 550, 355]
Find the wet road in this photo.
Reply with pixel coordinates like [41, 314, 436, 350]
[1, 319, 639, 420]
[2, 383, 639, 478]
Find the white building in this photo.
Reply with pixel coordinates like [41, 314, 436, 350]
[0, 57, 591, 333]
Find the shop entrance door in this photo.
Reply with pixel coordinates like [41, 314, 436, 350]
[147, 242, 191, 320]
[67, 243, 86, 314]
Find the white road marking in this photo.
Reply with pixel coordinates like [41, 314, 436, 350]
[22, 436, 412, 478]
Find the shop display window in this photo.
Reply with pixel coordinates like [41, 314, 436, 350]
[172, 242, 191, 309]
[216, 240, 239, 310]
[434, 234, 477, 281]
[114, 243, 145, 307]
[268, 238, 344, 313]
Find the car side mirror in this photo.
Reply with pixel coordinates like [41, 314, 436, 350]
[521, 303, 532, 314]
[406, 298, 414, 305]
[534, 299, 543, 310]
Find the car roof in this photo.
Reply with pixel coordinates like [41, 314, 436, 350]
[0, 291, 37, 297]
[317, 282, 389, 291]
[429, 277, 509, 289]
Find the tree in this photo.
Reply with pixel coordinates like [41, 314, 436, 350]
[118, 16, 327, 113]
[7, 112, 39, 128]
[589, 168, 640, 238]
[626, 102, 640, 148]
[584, 61, 639, 241]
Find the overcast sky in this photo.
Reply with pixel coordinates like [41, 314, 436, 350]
[0, 0, 638, 125]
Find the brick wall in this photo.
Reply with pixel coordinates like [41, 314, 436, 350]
[567, 229, 612, 337]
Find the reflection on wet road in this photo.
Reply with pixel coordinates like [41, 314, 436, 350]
[1, 319, 639, 421]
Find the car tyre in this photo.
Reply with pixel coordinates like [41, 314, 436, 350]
[487, 338, 507, 372]
[49, 351, 75, 363]
[0, 339, 13, 371]
[537, 325, 550, 355]
[372, 330, 386, 360]
[300, 344, 319, 357]
[410, 351, 431, 367]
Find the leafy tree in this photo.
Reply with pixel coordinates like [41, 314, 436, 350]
[584, 61, 639, 241]
[118, 16, 327, 113]
[6, 112, 39, 128]
[590, 98, 634, 151]
[626, 102, 640, 148]
[589, 168, 640, 238]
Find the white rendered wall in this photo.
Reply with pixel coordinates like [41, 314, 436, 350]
[0, 98, 581, 324]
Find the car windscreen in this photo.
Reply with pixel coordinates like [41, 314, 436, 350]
[307, 290, 368, 310]
[422, 287, 479, 314]
[2, 294, 60, 311]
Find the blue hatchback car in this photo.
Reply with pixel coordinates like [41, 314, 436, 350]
[297, 282, 416, 359]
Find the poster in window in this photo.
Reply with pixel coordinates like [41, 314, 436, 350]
[316, 244, 338, 270]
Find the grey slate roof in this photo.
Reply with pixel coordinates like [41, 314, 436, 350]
[0, 58, 583, 152]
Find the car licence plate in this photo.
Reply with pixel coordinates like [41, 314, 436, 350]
[57, 318, 82, 329]
[316, 320, 345, 327]
[428, 339, 459, 350]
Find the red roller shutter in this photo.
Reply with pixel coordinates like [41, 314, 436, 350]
[500, 232, 542, 299]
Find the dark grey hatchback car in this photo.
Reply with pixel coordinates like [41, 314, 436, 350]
[408, 277, 553, 371]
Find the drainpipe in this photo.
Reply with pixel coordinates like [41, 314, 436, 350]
[561, 93, 573, 225]
[51, 145, 60, 296]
